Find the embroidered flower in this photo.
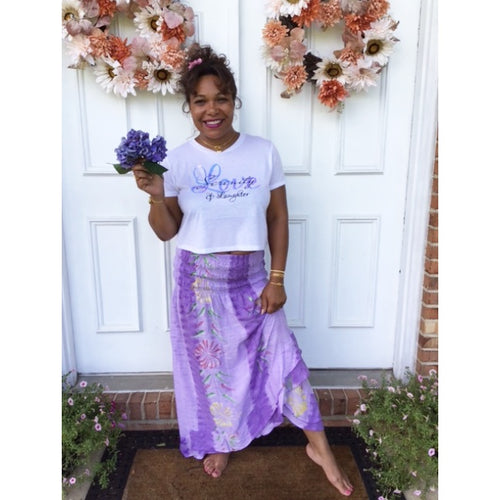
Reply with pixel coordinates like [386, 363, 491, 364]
[210, 402, 233, 428]
[194, 340, 222, 370]
[286, 386, 308, 417]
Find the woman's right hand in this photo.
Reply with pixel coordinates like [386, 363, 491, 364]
[132, 165, 165, 199]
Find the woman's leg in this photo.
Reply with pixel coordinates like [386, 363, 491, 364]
[303, 429, 354, 496]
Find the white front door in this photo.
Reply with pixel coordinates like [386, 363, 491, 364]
[63, 0, 424, 373]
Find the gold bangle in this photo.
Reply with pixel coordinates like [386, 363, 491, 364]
[270, 269, 285, 275]
[149, 197, 164, 204]
[269, 281, 284, 286]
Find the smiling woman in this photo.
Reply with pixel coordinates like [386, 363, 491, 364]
[129, 44, 355, 497]
[61, 0, 195, 97]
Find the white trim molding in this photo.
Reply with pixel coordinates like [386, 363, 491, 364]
[393, 0, 438, 378]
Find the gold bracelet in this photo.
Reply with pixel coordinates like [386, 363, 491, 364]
[270, 269, 285, 275]
[269, 281, 284, 286]
[149, 197, 164, 204]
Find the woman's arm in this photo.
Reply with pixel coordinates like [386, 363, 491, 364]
[148, 196, 183, 241]
[260, 185, 289, 314]
[133, 165, 183, 241]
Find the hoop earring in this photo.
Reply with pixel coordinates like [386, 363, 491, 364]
[235, 97, 242, 110]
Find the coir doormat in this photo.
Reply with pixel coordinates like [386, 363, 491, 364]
[86, 426, 397, 500]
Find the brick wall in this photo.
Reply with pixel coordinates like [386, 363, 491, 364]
[416, 138, 438, 376]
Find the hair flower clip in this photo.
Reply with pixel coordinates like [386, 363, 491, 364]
[188, 58, 203, 70]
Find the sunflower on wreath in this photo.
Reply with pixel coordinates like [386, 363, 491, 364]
[62, 0, 195, 97]
[262, 0, 399, 110]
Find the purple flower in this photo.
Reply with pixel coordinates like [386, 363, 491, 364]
[149, 136, 167, 163]
[428, 447, 436, 456]
[69, 477, 76, 485]
[79, 380, 88, 388]
[67, 398, 74, 406]
[114, 129, 167, 172]
[95, 423, 102, 432]
[80, 413, 86, 420]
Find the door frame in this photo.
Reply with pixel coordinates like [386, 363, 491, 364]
[393, 0, 438, 378]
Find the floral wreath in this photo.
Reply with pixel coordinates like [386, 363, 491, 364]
[62, 0, 195, 98]
[262, 0, 399, 110]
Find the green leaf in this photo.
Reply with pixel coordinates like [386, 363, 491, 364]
[113, 163, 131, 175]
[143, 160, 168, 177]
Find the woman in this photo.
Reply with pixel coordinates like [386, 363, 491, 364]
[133, 44, 353, 497]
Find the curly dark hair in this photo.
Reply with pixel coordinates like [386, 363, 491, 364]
[179, 44, 240, 108]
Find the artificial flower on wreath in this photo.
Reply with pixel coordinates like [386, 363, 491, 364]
[262, 0, 399, 111]
[61, 0, 195, 97]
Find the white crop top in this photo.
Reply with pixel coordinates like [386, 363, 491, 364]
[163, 133, 286, 254]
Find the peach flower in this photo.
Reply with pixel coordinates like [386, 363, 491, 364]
[318, 80, 348, 108]
[318, 0, 342, 29]
[283, 64, 308, 92]
[262, 19, 288, 47]
[292, 0, 321, 28]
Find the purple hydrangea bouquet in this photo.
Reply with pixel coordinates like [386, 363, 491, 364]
[113, 129, 167, 176]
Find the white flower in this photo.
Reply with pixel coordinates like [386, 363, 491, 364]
[64, 33, 95, 67]
[147, 38, 171, 60]
[94, 58, 137, 97]
[365, 16, 397, 40]
[143, 60, 180, 95]
[62, 0, 84, 25]
[112, 69, 138, 98]
[313, 57, 350, 86]
[265, 0, 283, 17]
[134, 2, 164, 38]
[363, 35, 397, 66]
[278, 0, 310, 17]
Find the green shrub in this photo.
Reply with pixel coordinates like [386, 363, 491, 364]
[62, 372, 126, 493]
[352, 370, 438, 499]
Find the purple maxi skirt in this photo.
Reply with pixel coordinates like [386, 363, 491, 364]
[171, 249, 323, 459]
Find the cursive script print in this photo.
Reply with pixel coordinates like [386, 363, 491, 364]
[191, 164, 259, 202]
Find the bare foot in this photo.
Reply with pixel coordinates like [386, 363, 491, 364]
[203, 453, 230, 478]
[306, 443, 354, 496]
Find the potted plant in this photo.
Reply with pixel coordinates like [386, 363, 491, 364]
[62, 372, 127, 495]
[352, 370, 438, 499]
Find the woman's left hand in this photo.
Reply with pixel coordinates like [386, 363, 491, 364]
[259, 282, 287, 314]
